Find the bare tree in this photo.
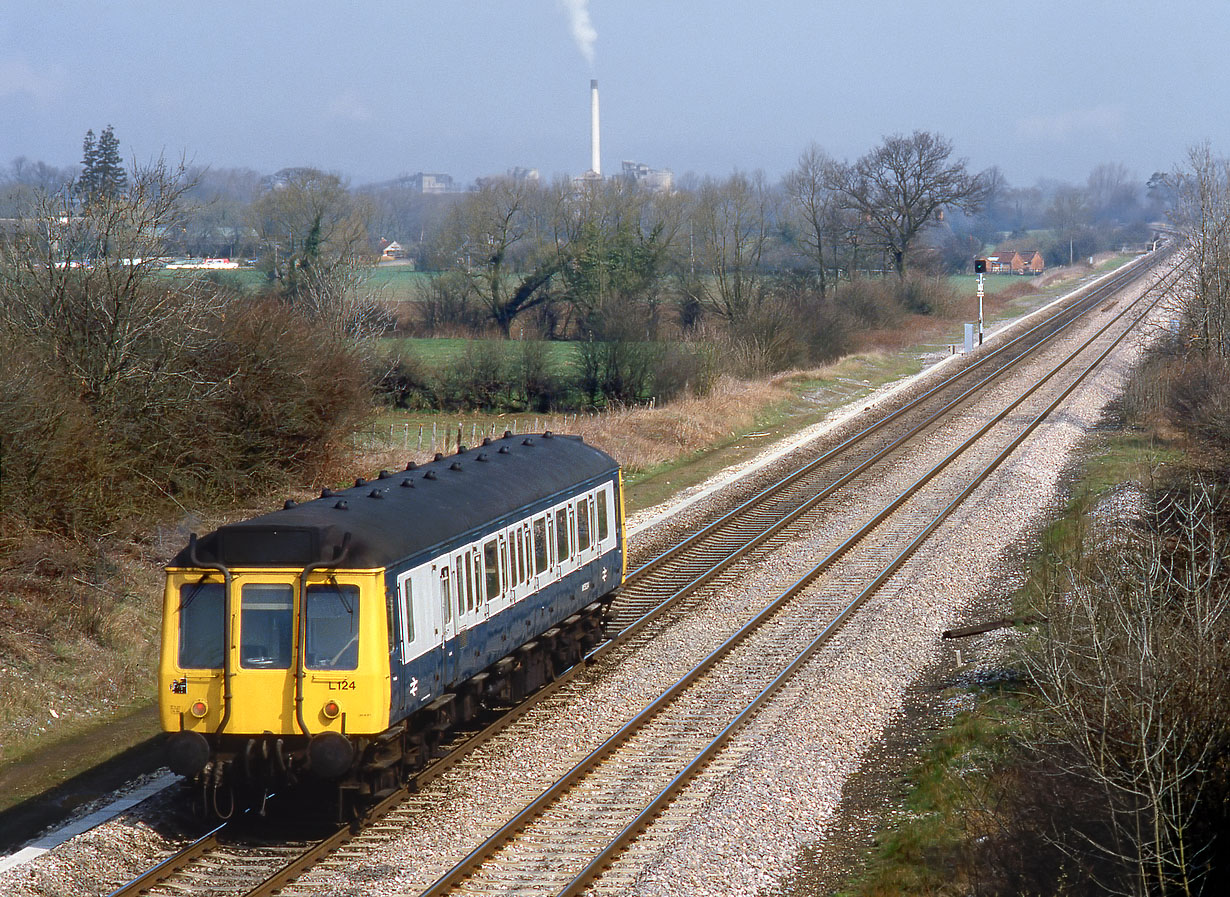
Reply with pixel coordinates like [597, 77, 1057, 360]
[436, 176, 561, 337]
[827, 130, 988, 278]
[1026, 481, 1230, 896]
[248, 168, 372, 301]
[0, 158, 222, 411]
[784, 143, 841, 297]
[1168, 144, 1230, 358]
[682, 170, 775, 323]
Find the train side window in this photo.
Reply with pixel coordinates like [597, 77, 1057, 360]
[178, 581, 225, 669]
[516, 527, 527, 584]
[305, 582, 361, 671]
[533, 517, 548, 574]
[556, 507, 570, 561]
[239, 583, 293, 669]
[484, 539, 500, 601]
[523, 527, 533, 583]
[577, 497, 591, 552]
[508, 531, 518, 590]
[450, 556, 463, 615]
[400, 578, 414, 644]
[440, 567, 453, 624]
[597, 489, 610, 542]
[471, 551, 482, 606]
[500, 537, 511, 598]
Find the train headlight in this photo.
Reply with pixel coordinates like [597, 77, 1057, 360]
[189, 700, 208, 718]
[322, 700, 341, 720]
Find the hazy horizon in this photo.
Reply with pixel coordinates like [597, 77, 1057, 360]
[3, 1, 1226, 188]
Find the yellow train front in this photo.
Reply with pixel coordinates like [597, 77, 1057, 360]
[159, 433, 624, 818]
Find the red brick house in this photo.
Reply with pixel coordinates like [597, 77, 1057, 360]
[985, 250, 1022, 273]
[985, 249, 1045, 275]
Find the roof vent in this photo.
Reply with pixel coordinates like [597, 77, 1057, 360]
[283, 499, 298, 509]
[450, 461, 463, 471]
[368, 489, 384, 499]
[482, 437, 492, 446]
[321, 487, 335, 498]
[457, 444, 467, 455]
[503, 430, 512, 439]
[400, 478, 415, 488]
[477, 453, 489, 462]
[498, 446, 511, 454]
[405, 462, 417, 471]
[378, 469, 392, 479]
[522, 438, 534, 446]
[544, 430, 554, 438]
[424, 470, 437, 480]
[334, 500, 349, 510]
[355, 477, 368, 487]
[434, 453, 444, 462]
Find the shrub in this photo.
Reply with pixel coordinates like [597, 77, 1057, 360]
[376, 348, 436, 410]
[833, 278, 905, 328]
[516, 339, 565, 411]
[1165, 354, 1230, 450]
[440, 340, 513, 409]
[652, 341, 720, 401]
[416, 271, 484, 334]
[897, 275, 961, 317]
[191, 297, 375, 493]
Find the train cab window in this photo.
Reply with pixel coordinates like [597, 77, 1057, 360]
[597, 490, 610, 542]
[533, 518, 548, 574]
[239, 583, 293, 669]
[556, 508, 570, 560]
[305, 583, 361, 671]
[484, 539, 500, 600]
[178, 581, 225, 669]
[576, 497, 591, 552]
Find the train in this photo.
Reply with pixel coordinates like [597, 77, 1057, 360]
[158, 432, 625, 818]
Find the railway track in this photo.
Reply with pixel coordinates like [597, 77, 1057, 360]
[396, 252, 1167, 897]
[100, 252, 1169, 897]
[604, 251, 1160, 637]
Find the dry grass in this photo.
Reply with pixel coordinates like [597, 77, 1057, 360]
[359, 375, 793, 479]
[573, 376, 792, 472]
[0, 533, 164, 764]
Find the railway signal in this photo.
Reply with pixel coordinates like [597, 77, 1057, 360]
[974, 258, 987, 345]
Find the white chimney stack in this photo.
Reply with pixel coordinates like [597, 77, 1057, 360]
[590, 79, 601, 177]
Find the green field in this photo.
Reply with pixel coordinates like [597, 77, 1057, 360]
[161, 264, 432, 298]
[385, 336, 581, 369]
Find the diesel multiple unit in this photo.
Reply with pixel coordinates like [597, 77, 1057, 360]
[159, 432, 624, 817]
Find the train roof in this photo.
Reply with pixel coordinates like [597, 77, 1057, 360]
[170, 433, 619, 571]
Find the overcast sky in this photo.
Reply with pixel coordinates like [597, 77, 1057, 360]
[2, 1, 1224, 188]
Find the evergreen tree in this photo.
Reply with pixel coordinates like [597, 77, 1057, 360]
[95, 125, 127, 197]
[77, 124, 127, 201]
[78, 129, 99, 198]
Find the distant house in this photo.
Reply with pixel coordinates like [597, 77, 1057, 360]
[985, 249, 1045, 275]
[379, 239, 406, 261]
[377, 239, 414, 267]
[1019, 250, 1045, 274]
[985, 250, 1020, 273]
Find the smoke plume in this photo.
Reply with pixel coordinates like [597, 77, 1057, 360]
[558, 0, 597, 68]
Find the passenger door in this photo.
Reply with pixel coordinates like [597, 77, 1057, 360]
[396, 565, 442, 708]
[436, 561, 457, 683]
